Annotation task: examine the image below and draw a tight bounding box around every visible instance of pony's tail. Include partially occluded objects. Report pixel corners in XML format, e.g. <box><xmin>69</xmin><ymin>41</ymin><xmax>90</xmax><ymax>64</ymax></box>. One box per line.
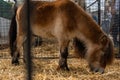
<box><xmin>73</xmin><ymin>37</ymin><xmax>86</xmax><ymax>58</ymax></box>
<box><xmin>9</xmin><ymin>7</ymin><xmax>17</xmax><ymax>57</ymax></box>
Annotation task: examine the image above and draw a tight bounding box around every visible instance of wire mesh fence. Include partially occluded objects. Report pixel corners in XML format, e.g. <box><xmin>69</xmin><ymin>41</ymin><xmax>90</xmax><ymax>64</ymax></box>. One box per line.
<box><xmin>0</xmin><ymin>0</ymin><xmax>119</xmax><ymax>80</ymax></box>
<box><xmin>0</xmin><ymin>0</ymin><xmax>119</xmax><ymax>59</ymax></box>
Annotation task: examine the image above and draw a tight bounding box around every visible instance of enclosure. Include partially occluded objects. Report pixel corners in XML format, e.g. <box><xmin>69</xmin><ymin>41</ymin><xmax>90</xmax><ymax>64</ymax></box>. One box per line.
<box><xmin>0</xmin><ymin>0</ymin><xmax>120</xmax><ymax>80</ymax></box>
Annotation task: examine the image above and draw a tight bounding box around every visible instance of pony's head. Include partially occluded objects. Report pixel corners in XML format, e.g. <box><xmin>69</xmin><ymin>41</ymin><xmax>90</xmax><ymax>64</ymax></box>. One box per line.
<box><xmin>88</xmin><ymin>35</ymin><xmax>114</xmax><ymax>73</ymax></box>
<box><xmin>73</xmin><ymin>35</ymin><xmax>114</xmax><ymax>73</ymax></box>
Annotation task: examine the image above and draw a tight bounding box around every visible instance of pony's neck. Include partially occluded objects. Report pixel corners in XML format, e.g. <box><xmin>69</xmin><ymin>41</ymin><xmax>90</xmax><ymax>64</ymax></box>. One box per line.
<box><xmin>79</xmin><ymin>12</ymin><xmax>105</xmax><ymax>44</ymax></box>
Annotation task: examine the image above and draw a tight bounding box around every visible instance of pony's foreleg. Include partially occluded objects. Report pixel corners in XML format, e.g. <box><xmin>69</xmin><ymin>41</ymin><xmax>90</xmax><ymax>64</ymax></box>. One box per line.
<box><xmin>57</xmin><ymin>40</ymin><xmax>70</xmax><ymax>71</ymax></box>
<box><xmin>23</xmin><ymin>35</ymin><xmax>33</xmax><ymax>63</ymax></box>
<box><xmin>12</xmin><ymin>35</ymin><xmax>24</xmax><ymax>65</ymax></box>
<box><xmin>23</xmin><ymin>39</ymin><xmax>27</xmax><ymax>63</ymax></box>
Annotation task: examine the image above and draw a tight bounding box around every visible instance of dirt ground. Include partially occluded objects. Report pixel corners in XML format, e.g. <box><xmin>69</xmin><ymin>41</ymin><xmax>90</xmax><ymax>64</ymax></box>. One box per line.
<box><xmin>0</xmin><ymin>39</ymin><xmax>120</xmax><ymax>80</ymax></box>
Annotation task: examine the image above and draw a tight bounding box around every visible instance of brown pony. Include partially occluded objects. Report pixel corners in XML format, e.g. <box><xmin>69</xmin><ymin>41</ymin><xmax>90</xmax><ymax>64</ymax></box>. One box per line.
<box><xmin>10</xmin><ymin>0</ymin><xmax>114</xmax><ymax>73</ymax></box>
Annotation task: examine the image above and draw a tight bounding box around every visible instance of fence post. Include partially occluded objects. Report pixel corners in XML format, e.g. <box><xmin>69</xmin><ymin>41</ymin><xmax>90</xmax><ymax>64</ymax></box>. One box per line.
<box><xmin>25</xmin><ymin>0</ymin><xmax>32</xmax><ymax>80</ymax></box>
<box><xmin>98</xmin><ymin>0</ymin><xmax>101</xmax><ymax>25</ymax></box>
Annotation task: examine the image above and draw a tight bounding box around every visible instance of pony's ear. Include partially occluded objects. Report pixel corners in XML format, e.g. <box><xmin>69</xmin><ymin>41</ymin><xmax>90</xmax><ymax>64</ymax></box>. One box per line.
<box><xmin>100</xmin><ymin>35</ymin><xmax>108</xmax><ymax>47</ymax></box>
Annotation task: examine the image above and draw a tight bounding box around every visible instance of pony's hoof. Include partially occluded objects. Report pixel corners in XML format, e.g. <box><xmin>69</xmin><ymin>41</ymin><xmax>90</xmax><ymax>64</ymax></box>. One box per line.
<box><xmin>56</xmin><ymin>66</ymin><xmax>70</xmax><ymax>71</ymax></box>
<box><xmin>12</xmin><ymin>59</ymin><xmax>19</xmax><ymax>65</ymax></box>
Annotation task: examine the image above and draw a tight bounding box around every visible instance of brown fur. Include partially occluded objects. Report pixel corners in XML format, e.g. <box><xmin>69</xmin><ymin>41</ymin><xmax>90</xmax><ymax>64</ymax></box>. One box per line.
<box><xmin>11</xmin><ymin>0</ymin><xmax>114</xmax><ymax>73</ymax></box>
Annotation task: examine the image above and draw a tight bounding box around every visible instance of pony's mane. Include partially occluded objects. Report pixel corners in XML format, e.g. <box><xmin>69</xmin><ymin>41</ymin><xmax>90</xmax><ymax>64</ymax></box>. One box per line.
<box><xmin>78</xmin><ymin>9</ymin><xmax>105</xmax><ymax>43</ymax></box>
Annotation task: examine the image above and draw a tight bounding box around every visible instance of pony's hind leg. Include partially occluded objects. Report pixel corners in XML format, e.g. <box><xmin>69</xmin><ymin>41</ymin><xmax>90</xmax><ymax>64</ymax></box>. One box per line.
<box><xmin>12</xmin><ymin>35</ymin><xmax>25</xmax><ymax>65</ymax></box>
<box><xmin>11</xmin><ymin>41</ymin><xmax>20</xmax><ymax>65</ymax></box>
<box><xmin>57</xmin><ymin>39</ymin><xmax>70</xmax><ymax>71</ymax></box>
<box><xmin>9</xmin><ymin>15</ymin><xmax>17</xmax><ymax>57</ymax></box>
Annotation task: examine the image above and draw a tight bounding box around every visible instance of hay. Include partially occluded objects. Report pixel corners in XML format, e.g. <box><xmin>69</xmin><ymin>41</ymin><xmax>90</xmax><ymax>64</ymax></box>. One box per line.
<box><xmin>0</xmin><ymin>39</ymin><xmax>120</xmax><ymax>80</ymax></box>
<box><xmin>0</xmin><ymin>59</ymin><xmax>120</xmax><ymax>80</ymax></box>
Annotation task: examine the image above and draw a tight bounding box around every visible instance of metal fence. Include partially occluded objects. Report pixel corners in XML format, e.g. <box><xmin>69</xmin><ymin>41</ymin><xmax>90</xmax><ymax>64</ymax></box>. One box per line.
<box><xmin>0</xmin><ymin>0</ymin><xmax>119</xmax><ymax>79</ymax></box>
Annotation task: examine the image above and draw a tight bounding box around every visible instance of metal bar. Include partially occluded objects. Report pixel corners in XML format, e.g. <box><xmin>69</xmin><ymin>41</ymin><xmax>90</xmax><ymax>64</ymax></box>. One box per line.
<box><xmin>87</xmin><ymin>0</ymin><xmax>98</xmax><ymax>8</ymax></box>
<box><xmin>98</xmin><ymin>0</ymin><xmax>101</xmax><ymax>25</ymax></box>
<box><xmin>25</xmin><ymin>0</ymin><xmax>32</xmax><ymax>80</ymax></box>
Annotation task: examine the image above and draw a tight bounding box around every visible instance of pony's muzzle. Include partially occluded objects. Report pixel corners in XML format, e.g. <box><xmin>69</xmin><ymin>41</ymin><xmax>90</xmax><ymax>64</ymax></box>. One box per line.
<box><xmin>90</xmin><ymin>65</ymin><xmax>104</xmax><ymax>74</ymax></box>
